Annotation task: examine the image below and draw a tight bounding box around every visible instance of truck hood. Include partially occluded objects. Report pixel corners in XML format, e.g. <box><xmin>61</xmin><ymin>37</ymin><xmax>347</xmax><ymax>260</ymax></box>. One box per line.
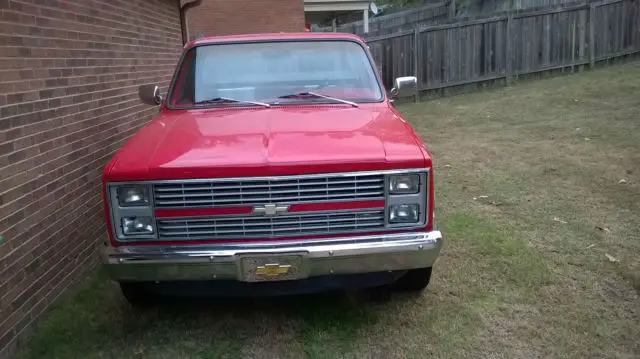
<box><xmin>106</xmin><ymin>105</ymin><xmax>428</xmax><ymax>181</ymax></box>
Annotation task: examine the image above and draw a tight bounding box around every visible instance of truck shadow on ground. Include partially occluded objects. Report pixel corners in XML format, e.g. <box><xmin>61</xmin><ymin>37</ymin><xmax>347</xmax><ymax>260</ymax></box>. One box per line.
<box><xmin>122</xmin><ymin>284</ymin><xmax>423</xmax><ymax>327</ymax></box>
<box><xmin>95</xmin><ymin>281</ymin><xmax>432</xmax><ymax>357</ymax></box>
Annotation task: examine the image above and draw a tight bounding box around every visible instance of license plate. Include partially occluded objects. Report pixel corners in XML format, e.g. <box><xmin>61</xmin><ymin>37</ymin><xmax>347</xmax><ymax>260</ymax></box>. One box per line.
<box><xmin>240</xmin><ymin>254</ymin><xmax>305</xmax><ymax>282</ymax></box>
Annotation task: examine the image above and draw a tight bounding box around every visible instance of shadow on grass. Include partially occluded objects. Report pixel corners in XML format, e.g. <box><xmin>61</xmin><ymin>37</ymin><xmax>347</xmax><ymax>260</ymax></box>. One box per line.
<box><xmin>19</xmin><ymin>271</ymin><xmax>388</xmax><ymax>359</ymax></box>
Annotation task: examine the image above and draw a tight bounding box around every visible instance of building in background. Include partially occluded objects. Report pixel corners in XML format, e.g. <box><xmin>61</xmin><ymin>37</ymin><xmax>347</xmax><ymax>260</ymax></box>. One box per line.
<box><xmin>304</xmin><ymin>0</ymin><xmax>372</xmax><ymax>33</ymax></box>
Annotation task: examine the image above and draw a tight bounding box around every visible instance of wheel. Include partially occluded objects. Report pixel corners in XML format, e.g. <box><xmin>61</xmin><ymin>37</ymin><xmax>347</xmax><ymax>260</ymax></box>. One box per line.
<box><xmin>392</xmin><ymin>267</ymin><xmax>433</xmax><ymax>292</ymax></box>
<box><xmin>119</xmin><ymin>282</ymin><xmax>157</xmax><ymax>307</ymax></box>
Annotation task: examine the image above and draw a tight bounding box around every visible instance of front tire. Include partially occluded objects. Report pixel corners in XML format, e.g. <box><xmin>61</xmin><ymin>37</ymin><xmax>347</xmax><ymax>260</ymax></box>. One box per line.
<box><xmin>393</xmin><ymin>267</ymin><xmax>433</xmax><ymax>292</ymax></box>
<box><xmin>119</xmin><ymin>282</ymin><xmax>156</xmax><ymax>307</ymax></box>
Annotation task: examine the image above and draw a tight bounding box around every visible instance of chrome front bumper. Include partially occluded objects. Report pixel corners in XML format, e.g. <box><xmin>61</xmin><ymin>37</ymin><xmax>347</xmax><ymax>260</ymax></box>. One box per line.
<box><xmin>101</xmin><ymin>231</ymin><xmax>443</xmax><ymax>282</ymax></box>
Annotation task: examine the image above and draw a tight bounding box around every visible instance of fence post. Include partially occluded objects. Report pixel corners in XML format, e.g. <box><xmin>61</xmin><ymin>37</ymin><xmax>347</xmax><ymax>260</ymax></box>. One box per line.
<box><xmin>578</xmin><ymin>6</ymin><xmax>587</xmax><ymax>71</ymax></box>
<box><xmin>589</xmin><ymin>2</ymin><xmax>596</xmax><ymax>68</ymax></box>
<box><xmin>413</xmin><ymin>27</ymin><xmax>420</xmax><ymax>103</ymax></box>
<box><xmin>571</xmin><ymin>18</ymin><xmax>576</xmax><ymax>72</ymax></box>
<box><xmin>505</xmin><ymin>12</ymin><xmax>513</xmax><ymax>84</ymax></box>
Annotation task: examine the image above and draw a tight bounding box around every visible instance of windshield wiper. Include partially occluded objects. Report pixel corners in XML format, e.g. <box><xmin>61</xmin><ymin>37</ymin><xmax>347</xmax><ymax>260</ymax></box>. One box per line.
<box><xmin>194</xmin><ymin>97</ymin><xmax>270</xmax><ymax>108</ymax></box>
<box><xmin>277</xmin><ymin>91</ymin><xmax>358</xmax><ymax>108</ymax></box>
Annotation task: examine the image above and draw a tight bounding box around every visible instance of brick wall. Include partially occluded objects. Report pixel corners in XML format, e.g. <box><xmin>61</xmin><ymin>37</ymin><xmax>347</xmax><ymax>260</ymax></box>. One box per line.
<box><xmin>187</xmin><ymin>0</ymin><xmax>305</xmax><ymax>38</ymax></box>
<box><xmin>0</xmin><ymin>0</ymin><xmax>183</xmax><ymax>355</ymax></box>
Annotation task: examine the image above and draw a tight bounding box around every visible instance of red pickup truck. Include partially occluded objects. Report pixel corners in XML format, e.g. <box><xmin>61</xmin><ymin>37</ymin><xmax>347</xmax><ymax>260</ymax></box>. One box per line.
<box><xmin>101</xmin><ymin>32</ymin><xmax>443</xmax><ymax>305</ymax></box>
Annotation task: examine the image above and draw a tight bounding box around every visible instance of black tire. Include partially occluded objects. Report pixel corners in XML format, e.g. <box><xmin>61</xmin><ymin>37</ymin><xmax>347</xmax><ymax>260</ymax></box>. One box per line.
<box><xmin>392</xmin><ymin>267</ymin><xmax>433</xmax><ymax>292</ymax></box>
<box><xmin>119</xmin><ymin>282</ymin><xmax>156</xmax><ymax>307</ymax></box>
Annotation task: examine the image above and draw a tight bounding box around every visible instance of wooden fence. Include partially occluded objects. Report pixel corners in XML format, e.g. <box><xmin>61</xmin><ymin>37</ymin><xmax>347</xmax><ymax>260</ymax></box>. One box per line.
<box><xmin>458</xmin><ymin>0</ymin><xmax>584</xmax><ymax>14</ymax></box>
<box><xmin>364</xmin><ymin>0</ymin><xmax>640</xmax><ymax>96</ymax></box>
<box><xmin>314</xmin><ymin>0</ymin><xmax>587</xmax><ymax>37</ymax></box>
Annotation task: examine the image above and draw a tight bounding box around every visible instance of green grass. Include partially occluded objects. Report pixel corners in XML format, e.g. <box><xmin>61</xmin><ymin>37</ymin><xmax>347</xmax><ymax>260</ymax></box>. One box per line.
<box><xmin>18</xmin><ymin>63</ymin><xmax>640</xmax><ymax>359</ymax></box>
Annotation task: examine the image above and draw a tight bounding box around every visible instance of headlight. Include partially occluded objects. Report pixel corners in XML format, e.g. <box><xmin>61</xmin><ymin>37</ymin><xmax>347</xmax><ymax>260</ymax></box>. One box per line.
<box><xmin>388</xmin><ymin>204</ymin><xmax>419</xmax><ymax>223</ymax></box>
<box><xmin>109</xmin><ymin>183</ymin><xmax>156</xmax><ymax>240</ymax></box>
<box><xmin>389</xmin><ymin>174</ymin><xmax>420</xmax><ymax>194</ymax></box>
<box><xmin>122</xmin><ymin>217</ymin><xmax>154</xmax><ymax>235</ymax></box>
<box><xmin>117</xmin><ymin>186</ymin><xmax>149</xmax><ymax>207</ymax></box>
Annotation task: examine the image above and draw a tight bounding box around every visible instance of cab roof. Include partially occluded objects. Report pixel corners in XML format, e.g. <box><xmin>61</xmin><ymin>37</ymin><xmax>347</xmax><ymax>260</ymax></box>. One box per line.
<box><xmin>185</xmin><ymin>32</ymin><xmax>366</xmax><ymax>48</ymax></box>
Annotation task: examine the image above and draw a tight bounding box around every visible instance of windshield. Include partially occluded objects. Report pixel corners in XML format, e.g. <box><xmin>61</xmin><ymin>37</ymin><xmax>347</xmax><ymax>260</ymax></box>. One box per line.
<box><xmin>168</xmin><ymin>40</ymin><xmax>384</xmax><ymax>108</ymax></box>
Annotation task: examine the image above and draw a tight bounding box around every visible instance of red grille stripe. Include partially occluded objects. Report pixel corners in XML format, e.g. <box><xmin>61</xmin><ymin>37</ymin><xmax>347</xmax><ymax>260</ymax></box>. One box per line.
<box><xmin>154</xmin><ymin>200</ymin><xmax>385</xmax><ymax>218</ymax></box>
<box><xmin>288</xmin><ymin>200</ymin><xmax>385</xmax><ymax>212</ymax></box>
<box><xmin>155</xmin><ymin>207</ymin><xmax>253</xmax><ymax>218</ymax></box>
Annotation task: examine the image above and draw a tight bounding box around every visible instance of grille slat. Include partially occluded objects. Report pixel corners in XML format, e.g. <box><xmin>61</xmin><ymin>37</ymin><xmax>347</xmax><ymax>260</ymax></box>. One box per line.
<box><xmin>153</xmin><ymin>179</ymin><xmax>383</xmax><ymax>192</ymax></box>
<box><xmin>153</xmin><ymin>174</ymin><xmax>385</xmax><ymax>208</ymax></box>
<box><xmin>154</xmin><ymin>191</ymin><xmax>384</xmax><ymax>206</ymax></box>
<box><xmin>154</xmin><ymin>185</ymin><xmax>384</xmax><ymax>199</ymax></box>
<box><xmin>159</xmin><ymin>216</ymin><xmax>385</xmax><ymax>229</ymax></box>
<box><xmin>157</xmin><ymin>210</ymin><xmax>385</xmax><ymax>240</ymax></box>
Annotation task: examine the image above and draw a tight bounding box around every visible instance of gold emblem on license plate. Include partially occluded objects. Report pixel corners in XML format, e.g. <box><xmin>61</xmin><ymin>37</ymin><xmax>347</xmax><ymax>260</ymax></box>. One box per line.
<box><xmin>255</xmin><ymin>263</ymin><xmax>291</xmax><ymax>276</ymax></box>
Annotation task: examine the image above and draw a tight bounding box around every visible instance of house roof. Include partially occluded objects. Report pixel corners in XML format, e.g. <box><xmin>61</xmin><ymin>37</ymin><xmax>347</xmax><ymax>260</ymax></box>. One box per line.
<box><xmin>304</xmin><ymin>0</ymin><xmax>371</xmax><ymax>12</ymax></box>
<box><xmin>185</xmin><ymin>32</ymin><xmax>365</xmax><ymax>48</ymax></box>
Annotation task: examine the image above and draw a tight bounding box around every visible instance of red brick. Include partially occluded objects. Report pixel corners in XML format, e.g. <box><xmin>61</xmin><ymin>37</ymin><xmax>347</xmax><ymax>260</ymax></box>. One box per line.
<box><xmin>0</xmin><ymin>0</ymin><xmax>182</xmax><ymax>356</ymax></box>
<box><xmin>187</xmin><ymin>0</ymin><xmax>305</xmax><ymax>38</ymax></box>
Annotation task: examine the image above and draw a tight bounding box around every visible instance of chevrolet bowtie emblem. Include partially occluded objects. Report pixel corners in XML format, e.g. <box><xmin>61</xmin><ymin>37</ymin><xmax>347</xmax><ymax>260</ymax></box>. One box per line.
<box><xmin>255</xmin><ymin>263</ymin><xmax>291</xmax><ymax>276</ymax></box>
<box><xmin>252</xmin><ymin>203</ymin><xmax>290</xmax><ymax>216</ymax></box>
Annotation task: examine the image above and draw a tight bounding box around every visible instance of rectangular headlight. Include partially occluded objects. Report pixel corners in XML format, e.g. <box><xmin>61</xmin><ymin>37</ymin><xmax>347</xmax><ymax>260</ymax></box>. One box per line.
<box><xmin>122</xmin><ymin>217</ymin><xmax>154</xmax><ymax>235</ymax></box>
<box><xmin>389</xmin><ymin>174</ymin><xmax>420</xmax><ymax>194</ymax></box>
<box><xmin>117</xmin><ymin>186</ymin><xmax>149</xmax><ymax>207</ymax></box>
<box><xmin>388</xmin><ymin>204</ymin><xmax>419</xmax><ymax>223</ymax></box>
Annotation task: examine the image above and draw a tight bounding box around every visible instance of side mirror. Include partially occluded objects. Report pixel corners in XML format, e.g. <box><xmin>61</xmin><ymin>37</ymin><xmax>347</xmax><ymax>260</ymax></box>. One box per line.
<box><xmin>389</xmin><ymin>76</ymin><xmax>417</xmax><ymax>98</ymax></box>
<box><xmin>139</xmin><ymin>84</ymin><xmax>162</xmax><ymax>106</ymax></box>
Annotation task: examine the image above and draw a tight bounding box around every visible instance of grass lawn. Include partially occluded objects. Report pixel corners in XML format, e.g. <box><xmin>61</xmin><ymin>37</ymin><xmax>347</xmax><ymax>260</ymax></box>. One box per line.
<box><xmin>18</xmin><ymin>63</ymin><xmax>640</xmax><ymax>359</ymax></box>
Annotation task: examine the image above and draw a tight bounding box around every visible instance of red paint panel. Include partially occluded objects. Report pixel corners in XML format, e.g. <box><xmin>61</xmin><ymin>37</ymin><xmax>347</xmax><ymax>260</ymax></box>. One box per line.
<box><xmin>155</xmin><ymin>206</ymin><xmax>253</xmax><ymax>218</ymax></box>
<box><xmin>104</xmin><ymin>103</ymin><xmax>428</xmax><ymax>182</ymax></box>
<box><xmin>288</xmin><ymin>200</ymin><xmax>384</xmax><ymax>212</ymax></box>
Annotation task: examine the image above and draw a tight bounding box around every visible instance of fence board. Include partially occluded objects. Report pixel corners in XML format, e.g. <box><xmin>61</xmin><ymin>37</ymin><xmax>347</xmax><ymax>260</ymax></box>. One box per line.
<box><xmin>506</xmin><ymin>13</ymin><xmax>513</xmax><ymax>79</ymax></box>
<box><xmin>496</xmin><ymin>19</ymin><xmax>505</xmax><ymax>74</ymax></box>
<box><xmin>413</xmin><ymin>28</ymin><xmax>420</xmax><ymax>101</ymax></box>
<box><xmin>364</xmin><ymin>0</ymin><xmax>638</xmax><ymax>98</ymax></box>
<box><xmin>578</xmin><ymin>9</ymin><xmax>586</xmax><ymax>70</ymax></box>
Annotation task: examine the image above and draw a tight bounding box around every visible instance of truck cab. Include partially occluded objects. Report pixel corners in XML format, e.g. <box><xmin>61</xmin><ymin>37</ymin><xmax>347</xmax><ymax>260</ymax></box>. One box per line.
<box><xmin>101</xmin><ymin>32</ymin><xmax>442</xmax><ymax>304</ymax></box>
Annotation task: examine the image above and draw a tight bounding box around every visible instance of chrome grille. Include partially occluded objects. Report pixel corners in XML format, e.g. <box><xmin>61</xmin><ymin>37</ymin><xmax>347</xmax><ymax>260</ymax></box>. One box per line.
<box><xmin>157</xmin><ymin>210</ymin><xmax>385</xmax><ymax>240</ymax></box>
<box><xmin>153</xmin><ymin>173</ymin><xmax>385</xmax><ymax>208</ymax></box>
